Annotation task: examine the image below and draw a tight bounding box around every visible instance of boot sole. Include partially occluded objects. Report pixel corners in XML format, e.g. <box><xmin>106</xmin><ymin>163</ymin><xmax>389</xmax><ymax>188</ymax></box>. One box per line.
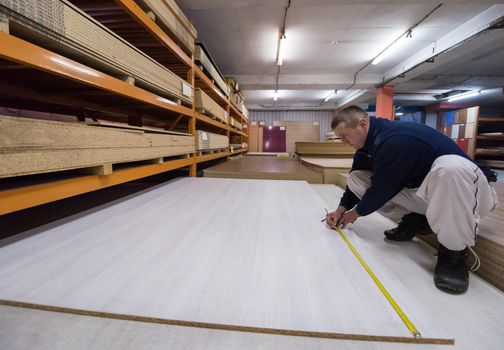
<box><xmin>434</xmin><ymin>279</ymin><xmax>468</xmax><ymax>294</ymax></box>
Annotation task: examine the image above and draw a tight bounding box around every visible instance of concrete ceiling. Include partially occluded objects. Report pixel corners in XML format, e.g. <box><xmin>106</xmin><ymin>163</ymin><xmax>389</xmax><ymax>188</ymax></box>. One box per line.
<box><xmin>177</xmin><ymin>0</ymin><xmax>504</xmax><ymax>110</ymax></box>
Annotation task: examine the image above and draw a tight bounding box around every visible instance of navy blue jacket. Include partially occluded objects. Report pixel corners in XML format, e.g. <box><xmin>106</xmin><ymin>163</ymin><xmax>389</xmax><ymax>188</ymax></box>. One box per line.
<box><xmin>339</xmin><ymin>117</ymin><xmax>486</xmax><ymax>216</ymax></box>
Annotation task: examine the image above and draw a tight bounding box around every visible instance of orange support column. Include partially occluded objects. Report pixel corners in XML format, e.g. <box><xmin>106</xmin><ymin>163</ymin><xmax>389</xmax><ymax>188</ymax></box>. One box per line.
<box><xmin>376</xmin><ymin>85</ymin><xmax>394</xmax><ymax>120</ymax></box>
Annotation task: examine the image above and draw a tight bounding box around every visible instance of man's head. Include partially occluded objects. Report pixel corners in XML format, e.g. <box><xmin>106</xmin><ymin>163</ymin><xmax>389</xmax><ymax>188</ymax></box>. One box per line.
<box><xmin>331</xmin><ymin>106</ymin><xmax>370</xmax><ymax>150</ymax></box>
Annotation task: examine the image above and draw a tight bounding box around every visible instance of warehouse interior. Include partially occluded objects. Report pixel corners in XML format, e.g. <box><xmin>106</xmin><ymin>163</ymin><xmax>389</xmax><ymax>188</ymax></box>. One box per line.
<box><xmin>0</xmin><ymin>1</ymin><xmax>503</xmax><ymax>349</ymax></box>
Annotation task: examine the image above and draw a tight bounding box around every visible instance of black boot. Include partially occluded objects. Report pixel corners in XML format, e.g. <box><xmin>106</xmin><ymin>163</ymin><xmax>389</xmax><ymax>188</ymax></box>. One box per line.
<box><xmin>384</xmin><ymin>213</ymin><xmax>433</xmax><ymax>241</ymax></box>
<box><xmin>434</xmin><ymin>244</ymin><xmax>469</xmax><ymax>294</ymax></box>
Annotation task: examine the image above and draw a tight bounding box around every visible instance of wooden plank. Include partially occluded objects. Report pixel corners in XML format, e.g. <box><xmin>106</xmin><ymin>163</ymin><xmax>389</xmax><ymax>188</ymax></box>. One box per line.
<box><xmin>0</xmin><ymin>178</ymin><xmax>454</xmax><ymax>344</ymax></box>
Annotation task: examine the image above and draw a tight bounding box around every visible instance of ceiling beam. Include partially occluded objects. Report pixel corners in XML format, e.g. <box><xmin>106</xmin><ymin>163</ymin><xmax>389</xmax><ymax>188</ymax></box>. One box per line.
<box><xmin>236</xmin><ymin>74</ymin><xmax>382</xmax><ymax>90</ymax></box>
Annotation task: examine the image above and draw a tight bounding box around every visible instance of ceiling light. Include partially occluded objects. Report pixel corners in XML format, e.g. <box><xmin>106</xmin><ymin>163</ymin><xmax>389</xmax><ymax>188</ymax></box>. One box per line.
<box><xmin>447</xmin><ymin>90</ymin><xmax>480</xmax><ymax>102</ymax></box>
<box><xmin>372</xmin><ymin>32</ymin><xmax>412</xmax><ymax>66</ymax></box>
<box><xmin>324</xmin><ymin>90</ymin><xmax>338</xmax><ymax>102</ymax></box>
<box><xmin>277</xmin><ymin>34</ymin><xmax>286</xmax><ymax>66</ymax></box>
<box><xmin>273</xmin><ymin>90</ymin><xmax>278</xmax><ymax>101</ymax></box>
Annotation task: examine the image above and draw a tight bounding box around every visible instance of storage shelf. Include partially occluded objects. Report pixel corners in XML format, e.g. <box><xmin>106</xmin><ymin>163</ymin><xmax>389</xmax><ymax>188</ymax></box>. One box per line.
<box><xmin>229</xmin><ymin>103</ymin><xmax>247</xmax><ymax>122</ymax></box>
<box><xmin>478</xmin><ymin>118</ymin><xmax>504</xmax><ymax>123</ymax></box>
<box><xmin>0</xmin><ymin>33</ymin><xmax>193</xmax><ymax>124</ymax></box>
<box><xmin>477</xmin><ymin>136</ymin><xmax>504</xmax><ymax>140</ymax></box>
<box><xmin>230</xmin><ymin>148</ymin><xmax>248</xmax><ymax>155</ymax></box>
<box><xmin>194</xmin><ymin>66</ymin><xmax>229</xmax><ymax>108</ymax></box>
<box><xmin>230</xmin><ymin>128</ymin><xmax>248</xmax><ymax>137</ymax></box>
<box><xmin>0</xmin><ymin>157</ymin><xmax>193</xmax><ymax>216</ymax></box>
<box><xmin>195</xmin><ymin>112</ymin><xmax>229</xmax><ymax>131</ymax></box>
<box><xmin>69</xmin><ymin>0</ymin><xmax>192</xmax><ymax>75</ymax></box>
<box><xmin>195</xmin><ymin>151</ymin><xmax>229</xmax><ymax>164</ymax></box>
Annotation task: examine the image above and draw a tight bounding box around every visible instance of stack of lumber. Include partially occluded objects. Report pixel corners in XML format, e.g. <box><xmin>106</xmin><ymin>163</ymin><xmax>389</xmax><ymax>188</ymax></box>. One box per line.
<box><xmin>273</xmin><ymin>121</ymin><xmax>319</xmax><ymax>156</ymax></box>
<box><xmin>203</xmin><ymin>156</ymin><xmax>323</xmax><ymax>183</ymax></box>
<box><xmin>0</xmin><ymin>0</ymin><xmax>192</xmax><ymax>104</ymax></box>
<box><xmin>295</xmin><ymin>141</ymin><xmax>355</xmax><ymax>157</ymax></box>
<box><xmin>194</xmin><ymin>88</ymin><xmax>228</xmax><ymax>124</ymax></box>
<box><xmin>229</xmin><ymin>116</ymin><xmax>242</xmax><ymax>130</ymax></box>
<box><xmin>138</xmin><ymin>0</ymin><xmax>197</xmax><ymax>54</ymax></box>
<box><xmin>196</xmin><ymin>130</ymin><xmax>229</xmax><ymax>151</ymax></box>
<box><xmin>300</xmin><ymin>157</ymin><xmax>353</xmax><ymax>187</ymax></box>
<box><xmin>0</xmin><ymin>115</ymin><xmax>195</xmax><ymax>178</ymax></box>
<box><xmin>195</xmin><ymin>43</ymin><xmax>229</xmax><ymax>97</ymax></box>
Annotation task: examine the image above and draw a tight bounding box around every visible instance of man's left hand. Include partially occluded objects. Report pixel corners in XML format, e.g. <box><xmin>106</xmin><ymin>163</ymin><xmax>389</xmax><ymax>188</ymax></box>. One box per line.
<box><xmin>339</xmin><ymin>208</ymin><xmax>360</xmax><ymax>228</ymax></box>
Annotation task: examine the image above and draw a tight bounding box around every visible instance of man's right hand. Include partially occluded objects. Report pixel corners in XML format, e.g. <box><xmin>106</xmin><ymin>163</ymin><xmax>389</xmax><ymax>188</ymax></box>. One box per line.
<box><xmin>326</xmin><ymin>206</ymin><xmax>347</xmax><ymax>227</ymax></box>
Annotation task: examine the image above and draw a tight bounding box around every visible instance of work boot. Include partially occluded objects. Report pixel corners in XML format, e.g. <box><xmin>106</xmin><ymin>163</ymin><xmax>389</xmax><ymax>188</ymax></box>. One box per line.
<box><xmin>384</xmin><ymin>212</ymin><xmax>433</xmax><ymax>241</ymax></box>
<box><xmin>434</xmin><ymin>244</ymin><xmax>469</xmax><ymax>294</ymax></box>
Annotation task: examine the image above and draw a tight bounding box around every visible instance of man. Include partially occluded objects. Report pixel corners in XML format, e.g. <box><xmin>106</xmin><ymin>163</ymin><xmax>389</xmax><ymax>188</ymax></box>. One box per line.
<box><xmin>326</xmin><ymin>105</ymin><xmax>498</xmax><ymax>294</ymax></box>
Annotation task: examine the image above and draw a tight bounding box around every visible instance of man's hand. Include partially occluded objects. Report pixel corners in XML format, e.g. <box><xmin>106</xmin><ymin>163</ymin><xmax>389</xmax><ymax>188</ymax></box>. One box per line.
<box><xmin>339</xmin><ymin>208</ymin><xmax>360</xmax><ymax>228</ymax></box>
<box><xmin>326</xmin><ymin>206</ymin><xmax>346</xmax><ymax>227</ymax></box>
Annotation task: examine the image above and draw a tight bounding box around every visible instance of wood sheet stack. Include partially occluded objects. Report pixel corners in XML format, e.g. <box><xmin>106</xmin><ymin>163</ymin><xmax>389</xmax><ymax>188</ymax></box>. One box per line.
<box><xmin>295</xmin><ymin>141</ymin><xmax>355</xmax><ymax>157</ymax></box>
<box><xmin>0</xmin><ymin>0</ymin><xmax>192</xmax><ymax>104</ymax></box>
<box><xmin>300</xmin><ymin>157</ymin><xmax>353</xmax><ymax>187</ymax></box>
<box><xmin>195</xmin><ymin>43</ymin><xmax>229</xmax><ymax>97</ymax></box>
<box><xmin>195</xmin><ymin>88</ymin><xmax>228</xmax><ymax>124</ymax></box>
<box><xmin>0</xmin><ymin>115</ymin><xmax>195</xmax><ymax>178</ymax></box>
<box><xmin>203</xmin><ymin>156</ymin><xmax>323</xmax><ymax>183</ymax></box>
<box><xmin>229</xmin><ymin>116</ymin><xmax>242</xmax><ymax>130</ymax></box>
<box><xmin>196</xmin><ymin>130</ymin><xmax>229</xmax><ymax>151</ymax></box>
<box><xmin>273</xmin><ymin>121</ymin><xmax>319</xmax><ymax>156</ymax></box>
<box><xmin>138</xmin><ymin>0</ymin><xmax>196</xmax><ymax>54</ymax></box>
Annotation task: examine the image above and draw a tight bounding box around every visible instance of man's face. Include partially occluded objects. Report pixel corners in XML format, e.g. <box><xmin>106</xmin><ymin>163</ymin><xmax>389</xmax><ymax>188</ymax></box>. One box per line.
<box><xmin>333</xmin><ymin>119</ymin><xmax>369</xmax><ymax>150</ymax></box>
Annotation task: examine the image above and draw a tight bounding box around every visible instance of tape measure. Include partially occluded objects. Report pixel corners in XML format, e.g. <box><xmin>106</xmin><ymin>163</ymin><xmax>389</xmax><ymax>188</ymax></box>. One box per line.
<box><xmin>333</xmin><ymin>225</ymin><xmax>421</xmax><ymax>339</ymax></box>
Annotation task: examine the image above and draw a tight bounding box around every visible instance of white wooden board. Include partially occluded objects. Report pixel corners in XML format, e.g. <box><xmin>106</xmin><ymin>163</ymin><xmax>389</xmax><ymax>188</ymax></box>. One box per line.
<box><xmin>0</xmin><ymin>178</ymin><xmax>449</xmax><ymax>342</ymax></box>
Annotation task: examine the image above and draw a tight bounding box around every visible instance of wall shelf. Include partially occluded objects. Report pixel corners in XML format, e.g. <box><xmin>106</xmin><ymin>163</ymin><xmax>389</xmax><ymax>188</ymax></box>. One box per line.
<box><xmin>0</xmin><ymin>157</ymin><xmax>193</xmax><ymax>216</ymax></box>
<box><xmin>195</xmin><ymin>151</ymin><xmax>229</xmax><ymax>164</ymax></box>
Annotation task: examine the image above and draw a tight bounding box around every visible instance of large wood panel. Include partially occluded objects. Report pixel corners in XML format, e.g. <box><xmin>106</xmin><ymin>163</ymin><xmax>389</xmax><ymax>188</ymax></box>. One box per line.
<box><xmin>203</xmin><ymin>156</ymin><xmax>323</xmax><ymax>183</ymax></box>
<box><xmin>0</xmin><ymin>178</ymin><xmax>453</xmax><ymax>344</ymax></box>
<box><xmin>300</xmin><ymin>157</ymin><xmax>353</xmax><ymax>186</ymax></box>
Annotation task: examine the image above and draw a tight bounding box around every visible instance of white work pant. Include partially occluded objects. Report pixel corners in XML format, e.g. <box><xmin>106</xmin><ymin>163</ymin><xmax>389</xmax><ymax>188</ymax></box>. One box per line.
<box><xmin>347</xmin><ymin>155</ymin><xmax>498</xmax><ymax>251</ymax></box>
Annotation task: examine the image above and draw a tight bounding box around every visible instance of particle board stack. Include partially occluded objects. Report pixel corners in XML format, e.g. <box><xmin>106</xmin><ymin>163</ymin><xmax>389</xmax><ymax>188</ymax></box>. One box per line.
<box><xmin>195</xmin><ymin>43</ymin><xmax>229</xmax><ymax>97</ymax></box>
<box><xmin>194</xmin><ymin>88</ymin><xmax>228</xmax><ymax>124</ymax></box>
<box><xmin>138</xmin><ymin>0</ymin><xmax>196</xmax><ymax>54</ymax></box>
<box><xmin>0</xmin><ymin>115</ymin><xmax>195</xmax><ymax>178</ymax></box>
<box><xmin>0</xmin><ymin>0</ymin><xmax>192</xmax><ymax>104</ymax></box>
<box><xmin>300</xmin><ymin>157</ymin><xmax>353</xmax><ymax>187</ymax></box>
<box><xmin>196</xmin><ymin>130</ymin><xmax>229</xmax><ymax>151</ymax></box>
<box><xmin>295</xmin><ymin>141</ymin><xmax>355</xmax><ymax>157</ymax></box>
<box><xmin>229</xmin><ymin>116</ymin><xmax>242</xmax><ymax>130</ymax></box>
<box><xmin>273</xmin><ymin>121</ymin><xmax>320</xmax><ymax>156</ymax></box>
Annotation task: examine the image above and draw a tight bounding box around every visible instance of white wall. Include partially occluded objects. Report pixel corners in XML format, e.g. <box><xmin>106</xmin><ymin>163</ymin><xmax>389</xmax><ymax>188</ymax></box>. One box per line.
<box><xmin>249</xmin><ymin>110</ymin><xmax>333</xmax><ymax>141</ymax></box>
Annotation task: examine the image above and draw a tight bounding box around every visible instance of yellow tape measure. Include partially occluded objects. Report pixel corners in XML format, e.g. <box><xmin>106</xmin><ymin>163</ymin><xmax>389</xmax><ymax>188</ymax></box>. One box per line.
<box><xmin>333</xmin><ymin>225</ymin><xmax>421</xmax><ymax>339</ymax></box>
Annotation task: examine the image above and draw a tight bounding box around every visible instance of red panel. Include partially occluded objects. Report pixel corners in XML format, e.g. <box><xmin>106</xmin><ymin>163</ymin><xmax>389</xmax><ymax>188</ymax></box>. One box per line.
<box><xmin>457</xmin><ymin>138</ymin><xmax>469</xmax><ymax>154</ymax></box>
<box><xmin>263</xmin><ymin>126</ymin><xmax>286</xmax><ymax>152</ymax></box>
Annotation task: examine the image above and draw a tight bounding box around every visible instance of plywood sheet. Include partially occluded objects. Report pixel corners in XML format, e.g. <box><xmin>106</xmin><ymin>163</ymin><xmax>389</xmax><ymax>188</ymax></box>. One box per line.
<box><xmin>203</xmin><ymin>156</ymin><xmax>323</xmax><ymax>183</ymax></box>
<box><xmin>0</xmin><ymin>178</ymin><xmax>452</xmax><ymax>343</ymax></box>
<box><xmin>196</xmin><ymin>130</ymin><xmax>229</xmax><ymax>150</ymax></box>
<box><xmin>195</xmin><ymin>88</ymin><xmax>228</xmax><ymax>123</ymax></box>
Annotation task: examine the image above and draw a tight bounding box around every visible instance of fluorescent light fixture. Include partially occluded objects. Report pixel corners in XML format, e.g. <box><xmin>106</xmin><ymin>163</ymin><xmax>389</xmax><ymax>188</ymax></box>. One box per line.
<box><xmin>277</xmin><ymin>34</ymin><xmax>286</xmax><ymax>66</ymax></box>
<box><xmin>395</xmin><ymin>112</ymin><xmax>404</xmax><ymax>116</ymax></box>
<box><xmin>273</xmin><ymin>90</ymin><xmax>278</xmax><ymax>101</ymax></box>
<box><xmin>372</xmin><ymin>32</ymin><xmax>412</xmax><ymax>66</ymax></box>
<box><xmin>447</xmin><ymin>90</ymin><xmax>480</xmax><ymax>102</ymax></box>
<box><xmin>324</xmin><ymin>90</ymin><xmax>337</xmax><ymax>102</ymax></box>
